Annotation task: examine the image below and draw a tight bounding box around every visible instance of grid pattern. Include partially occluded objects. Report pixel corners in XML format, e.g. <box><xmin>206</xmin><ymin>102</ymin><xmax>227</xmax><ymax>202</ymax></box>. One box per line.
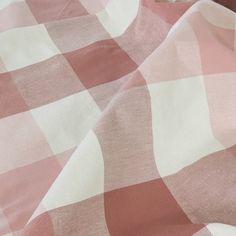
<box><xmin>0</xmin><ymin>0</ymin><xmax>236</xmax><ymax>235</ymax></box>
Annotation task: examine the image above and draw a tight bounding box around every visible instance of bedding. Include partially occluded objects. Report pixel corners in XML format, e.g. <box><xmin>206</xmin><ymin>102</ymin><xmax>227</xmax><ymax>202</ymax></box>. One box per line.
<box><xmin>0</xmin><ymin>0</ymin><xmax>236</xmax><ymax>235</ymax></box>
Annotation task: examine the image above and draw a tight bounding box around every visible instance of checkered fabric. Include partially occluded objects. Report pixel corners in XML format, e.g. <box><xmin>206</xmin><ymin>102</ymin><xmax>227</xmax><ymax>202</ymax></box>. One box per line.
<box><xmin>0</xmin><ymin>0</ymin><xmax>236</xmax><ymax>235</ymax></box>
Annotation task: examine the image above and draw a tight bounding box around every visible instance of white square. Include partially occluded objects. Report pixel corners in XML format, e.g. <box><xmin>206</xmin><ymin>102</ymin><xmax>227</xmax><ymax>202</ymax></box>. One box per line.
<box><xmin>96</xmin><ymin>0</ymin><xmax>139</xmax><ymax>37</ymax></box>
<box><xmin>0</xmin><ymin>0</ymin><xmax>23</xmax><ymax>10</ymax></box>
<box><xmin>148</xmin><ymin>76</ymin><xmax>224</xmax><ymax>177</ymax></box>
<box><xmin>0</xmin><ymin>24</ymin><xmax>59</xmax><ymax>71</ymax></box>
<box><xmin>79</xmin><ymin>0</ymin><xmax>107</xmax><ymax>14</ymax></box>
<box><xmin>207</xmin><ymin>223</ymin><xmax>236</xmax><ymax>236</ymax></box>
<box><xmin>31</xmin><ymin>91</ymin><xmax>101</xmax><ymax>154</ymax></box>
<box><xmin>41</xmin><ymin>130</ymin><xmax>104</xmax><ymax>212</ymax></box>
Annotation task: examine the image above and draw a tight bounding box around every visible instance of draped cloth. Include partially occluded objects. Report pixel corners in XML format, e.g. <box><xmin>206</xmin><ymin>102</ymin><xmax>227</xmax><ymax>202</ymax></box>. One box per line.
<box><xmin>0</xmin><ymin>0</ymin><xmax>236</xmax><ymax>235</ymax></box>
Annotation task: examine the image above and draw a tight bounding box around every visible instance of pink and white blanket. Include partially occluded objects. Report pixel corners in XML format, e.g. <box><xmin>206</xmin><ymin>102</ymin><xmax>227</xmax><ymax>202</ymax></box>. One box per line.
<box><xmin>0</xmin><ymin>0</ymin><xmax>236</xmax><ymax>235</ymax></box>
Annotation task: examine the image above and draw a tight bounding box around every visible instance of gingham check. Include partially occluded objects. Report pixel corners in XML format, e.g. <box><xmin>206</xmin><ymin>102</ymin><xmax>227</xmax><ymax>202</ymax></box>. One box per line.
<box><xmin>0</xmin><ymin>0</ymin><xmax>235</xmax><ymax>235</ymax></box>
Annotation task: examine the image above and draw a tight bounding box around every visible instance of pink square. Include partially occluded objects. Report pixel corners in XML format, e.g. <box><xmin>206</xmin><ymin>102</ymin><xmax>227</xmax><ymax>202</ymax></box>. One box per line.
<box><xmin>88</xmin><ymin>70</ymin><xmax>147</xmax><ymax>111</ymax></box>
<box><xmin>189</xmin><ymin>12</ymin><xmax>236</xmax><ymax>74</ymax></box>
<box><xmin>104</xmin><ymin>178</ymin><xmax>203</xmax><ymax>235</ymax></box>
<box><xmin>49</xmin><ymin>195</ymin><xmax>109</xmax><ymax>236</ymax></box>
<box><xmin>95</xmin><ymin>85</ymin><xmax>158</xmax><ymax>191</ymax></box>
<box><xmin>88</xmin><ymin>76</ymin><xmax>127</xmax><ymax>110</ymax></box>
<box><xmin>57</xmin><ymin>0</ymin><xmax>88</xmax><ymax>20</ymax></box>
<box><xmin>0</xmin><ymin>72</ymin><xmax>28</xmax><ymax>118</ymax></box>
<box><xmin>0</xmin><ymin>112</ymin><xmax>53</xmax><ymax>174</ymax></box>
<box><xmin>26</xmin><ymin>0</ymin><xmax>88</xmax><ymax>23</ymax></box>
<box><xmin>164</xmin><ymin>145</ymin><xmax>236</xmax><ymax>225</ymax></box>
<box><xmin>23</xmin><ymin>212</ymin><xmax>54</xmax><ymax>236</ymax></box>
<box><xmin>46</xmin><ymin>14</ymin><xmax>109</xmax><ymax>53</ymax></box>
<box><xmin>0</xmin><ymin>157</ymin><xmax>61</xmax><ymax>231</ymax></box>
<box><xmin>0</xmin><ymin>2</ymin><xmax>37</xmax><ymax>33</ymax></box>
<box><xmin>142</xmin><ymin>0</ymin><xmax>194</xmax><ymax>24</ymax></box>
<box><xmin>204</xmin><ymin>73</ymin><xmax>236</xmax><ymax>148</ymax></box>
<box><xmin>64</xmin><ymin>39</ymin><xmax>137</xmax><ymax>89</ymax></box>
<box><xmin>55</xmin><ymin>148</ymin><xmax>76</xmax><ymax>167</ymax></box>
<box><xmin>121</xmin><ymin>70</ymin><xmax>147</xmax><ymax>91</ymax></box>
<box><xmin>140</xmin><ymin>21</ymin><xmax>202</xmax><ymax>83</ymax></box>
<box><xmin>11</xmin><ymin>55</ymin><xmax>84</xmax><ymax>109</ymax></box>
<box><xmin>115</xmin><ymin>5</ymin><xmax>171</xmax><ymax>65</ymax></box>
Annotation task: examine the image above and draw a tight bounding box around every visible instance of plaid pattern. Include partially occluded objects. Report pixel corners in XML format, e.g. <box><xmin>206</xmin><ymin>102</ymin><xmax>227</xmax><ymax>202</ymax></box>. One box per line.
<box><xmin>0</xmin><ymin>0</ymin><xmax>236</xmax><ymax>235</ymax></box>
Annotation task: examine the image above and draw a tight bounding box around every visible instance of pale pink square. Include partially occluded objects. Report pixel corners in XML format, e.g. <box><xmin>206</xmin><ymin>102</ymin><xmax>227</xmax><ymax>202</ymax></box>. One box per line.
<box><xmin>140</xmin><ymin>21</ymin><xmax>202</xmax><ymax>83</ymax></box>
<box><xmin>189</xmin><ymin>12</ymin><xmax>236</xmax><ymax>74</ymax></box>
<box><xmin>0</xmin><ymin>112</ymin><xmax>53</xmax><ymax>174</ymax></box>
<box><xmin>55</xmin><ymin>148</ymin><xmax>76</xmax><ymax>168</ymax></box>
<box><xmin>46</xmin><ymin>14</ymin><xmax>109</xmax><ymax>53</ymax></box>
<box><xmin>142</xmin><ymin>0</ymin><xmax>193</xmax><ymax>24</ymax></box>
<box><xmin>95</xmin><ymin>85</ymin><xmax>159</xmax><ymax>191</ymax></box>
<box><xmin>0</xmin><ymin>156</ymin><xmax>61</xmax><ymax>231</ymax></box>
<box><xmin>120</xmin><ymin>70</ymin><xmax>147</xmax><ymax>91</ymax></box>
<box><xmin>88</xmin><ymin>76</ymin><xmax>127</xmax><ymax>110</ymax></box>
<box><xmin>164</xmin><ymin>145</ymin><xmax>236</xmax><ymax>225</ymax></box>
<box><xmin>0</xmin><ymin>209</ymin><xmax>11</xmax><ymax>235</ymax></box>
<box><xmin>115</xmin><ymin>5</ymin><xmax>171</xmax><ymax>65</ymax></box>
<box><xmin>204</xmin><ymin>73</ymin><xmax>236</xmax><ymax>148</ymax></box>
<box><xmin>0</xmin><ymin>2</ymin><xmax>37</xmax><ymax>33</ymax></box>
<box><xmin>11</xmin><ymin>55</ymin><xmax>84</xmax><ymax>109</ymax></box>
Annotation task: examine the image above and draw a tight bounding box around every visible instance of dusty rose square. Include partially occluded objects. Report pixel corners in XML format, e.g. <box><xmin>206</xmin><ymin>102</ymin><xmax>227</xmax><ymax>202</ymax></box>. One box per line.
<box><xmin>104</xmin><ymin>179</ymin><xmax>203</xmax><ymax>235</ymax></box>
<box><xmin>64</xmin><ymin>39</ymin><xmax>137</xmax><ymax>89</ymax></box>
<box><xmin>0</xmin><ymin>2</ymin><xmax>37</xmax><ymax>33</ymax></box>
<box><xmin>189</xmin><ymin>12</ymin><xmax>236</xmax><ymax>74</ymax></box>
<box><xmin>0</xmin><ymin>72</ymin><xmax>28</xmax><ymax>118</ymax></box>
<box><xmin>11</xmin><ymin>55</ymin><xmax>84</xmax><ymax>109</ymax></box>
<box><xmin>0</xmin><ymin>157</ymin><xmax>61</xmax><ymax>231</ymax></box>
<box><xmin>0</xmin><ymin>112</ymin><xmax>53</xmax><ymax>174</ymax></box>
<box><xmin>26</xmin><ymin>0</ymin><xmax>88</xmax><ymax>23</ymax></box>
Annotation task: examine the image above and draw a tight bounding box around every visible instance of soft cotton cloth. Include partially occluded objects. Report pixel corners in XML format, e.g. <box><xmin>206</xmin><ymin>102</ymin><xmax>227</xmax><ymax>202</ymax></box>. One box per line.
<box><xmin>0</xmin><ymin>0</ymin><xmax>236</xmax><ymax>235</ymax></box>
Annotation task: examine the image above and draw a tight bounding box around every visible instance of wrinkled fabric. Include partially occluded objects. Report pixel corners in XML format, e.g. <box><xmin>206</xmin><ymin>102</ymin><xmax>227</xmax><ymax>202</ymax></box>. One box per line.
<box><xmin>0</xmin><ymin>0</ymin><xmax>236</xmax><ymax>235</ymax></box>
